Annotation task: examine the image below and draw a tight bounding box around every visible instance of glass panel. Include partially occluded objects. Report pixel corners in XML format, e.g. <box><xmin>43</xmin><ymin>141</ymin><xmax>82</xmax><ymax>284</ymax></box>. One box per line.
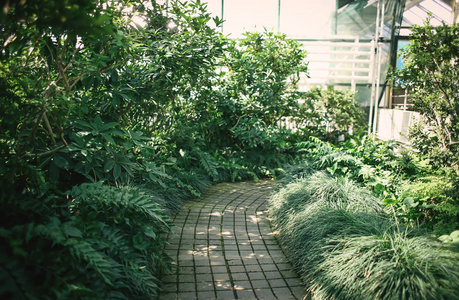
<box><xmin>203</xmin><ymin>0</ymin><xmax>222</xmax><ymax>20</ymax></box>
<box><xmin>337</xmin><ymin>0</ymin><xmax>378</xmax><ymax>38</ymax></box>
<box><xmin>223</xmin><ymin>0</ymin><xmax>278</xmax><ymax>36</ymax></box>
<box><xmin>280</xmin><ymin>0</ymin><xmax>336</xmax><ymax>38</ymax></box>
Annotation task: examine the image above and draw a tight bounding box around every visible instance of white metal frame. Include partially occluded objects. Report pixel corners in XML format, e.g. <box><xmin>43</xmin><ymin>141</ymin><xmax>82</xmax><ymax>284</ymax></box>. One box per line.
<box><xmin>299</xmin><ymin>37</ymin><xmax>376</xmax><ymax>92</ymax></box>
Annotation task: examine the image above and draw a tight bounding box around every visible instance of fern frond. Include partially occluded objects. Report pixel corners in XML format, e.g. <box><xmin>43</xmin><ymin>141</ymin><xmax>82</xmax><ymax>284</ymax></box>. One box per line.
<box><xmin>196</xmin><ymin>150</ymin><xmax>219</xmax><ymax>182</ymax></box>
<box><xmin>70</xmin><ymin>183</ymin><xmax>172</xmax><ymax>228</ymax></box>
<box><xmin>95</xmin><ymin>224</ymin><xmax>162</xmax><ymax>296</ymax></box>
<box><xmin>65</xmin><ymin>237</ymin><xmax>122</xmax><ymax>287</ymax></box>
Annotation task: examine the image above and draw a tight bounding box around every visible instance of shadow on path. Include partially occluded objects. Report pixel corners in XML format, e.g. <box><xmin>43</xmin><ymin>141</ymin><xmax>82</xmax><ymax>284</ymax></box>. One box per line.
<box><xmin>159</xmin><ymin>180</ymin><xmax>307</xmax><ymax>300</ymax></box>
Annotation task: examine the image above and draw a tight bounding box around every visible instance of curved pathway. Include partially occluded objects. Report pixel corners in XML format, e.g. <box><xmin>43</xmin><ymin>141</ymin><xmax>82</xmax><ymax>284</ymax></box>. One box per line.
<box><xmin>160</xmin><ymin>181</ymin><xmax>307</xmax><ymax>300</ymax></box>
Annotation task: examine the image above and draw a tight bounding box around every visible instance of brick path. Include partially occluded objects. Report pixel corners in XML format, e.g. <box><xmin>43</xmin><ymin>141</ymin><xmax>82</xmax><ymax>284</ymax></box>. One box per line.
<box><xmin>159</xmin><ymin>180</ymin><xmax>307</xmax><ymax>300</ymax></box>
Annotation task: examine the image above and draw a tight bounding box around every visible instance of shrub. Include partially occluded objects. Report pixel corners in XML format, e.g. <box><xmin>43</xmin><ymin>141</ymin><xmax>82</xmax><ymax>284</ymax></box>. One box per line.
<box><xmin>296</xmin><ymin>87</ymin><xmax>366</xmax><ymax>141</ymax></box>
<box><xmin>269</xmin><ymin>171</ymin><xmax>459</xmax><ymax>300</ymax></box>
<box><xmin>392</xmin><ymin>18</ymin><xmax>459</xmax><ymax>171</ymax></box>
<box><xmin>398</xmin><ymin>171</ymin><xmax>459</xmax><ymax>235</ymax></box>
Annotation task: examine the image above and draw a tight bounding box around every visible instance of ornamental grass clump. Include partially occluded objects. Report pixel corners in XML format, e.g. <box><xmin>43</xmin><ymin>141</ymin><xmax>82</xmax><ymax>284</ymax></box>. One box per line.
<box><xmin>269</xmin><ymin>171</ymin><xmax>381</xmax><ymax>223</ymax></box>
<box><xmin>269</xmin><ymin>171</ymin><xmax>459</xmax><ymax>300</ymax></box>
<box><xmin>311</xmin><ymin>229</ymin><xmax>459</xmax><ymax>300</ymax></box>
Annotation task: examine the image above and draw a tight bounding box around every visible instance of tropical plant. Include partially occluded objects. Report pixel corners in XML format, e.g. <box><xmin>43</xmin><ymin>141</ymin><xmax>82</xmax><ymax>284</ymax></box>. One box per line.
<box><xmin>207</xmin><ymin>29</ymin><xmax>308</xmax><ymax>151</ymax></box>
<box><xmin>392</xmin><ymin>18</ymin><xmax>459</xmax><ymax>173</ymax></box>
<box><xmin>0</xmin><ymin>182</ymin><xmax>173</xmax><ymax>299</ymax></box>
<box><xmin>398</xmin><ymin>171</ymin><xmax>459</xmax><ymax>235</ymax></box>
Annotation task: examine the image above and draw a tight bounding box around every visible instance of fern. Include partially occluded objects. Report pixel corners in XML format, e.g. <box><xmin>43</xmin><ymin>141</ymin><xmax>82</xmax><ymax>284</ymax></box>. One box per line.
<box><xmin>196</xmin><ymin>150</ymin><xmax>220</xmax><ymax>182</ymax></box>
<box><xmin>70</xmin><ymin>183</ymin><xmax>171</xmax><ymax>228</ymax></box>
<box><xmin>65</xmin><ymin>183</ymin><xmax>173</xmax><ymax>297</ymax></box>
<box><xmin>65</xmin><ymin>238</ymin><xmax>122</xmax><ymax>287</ymax></box>
<box><xmin>141</xmin><ymin>161</ymin><xmax>172</xmax><ymax>189</ymax></box>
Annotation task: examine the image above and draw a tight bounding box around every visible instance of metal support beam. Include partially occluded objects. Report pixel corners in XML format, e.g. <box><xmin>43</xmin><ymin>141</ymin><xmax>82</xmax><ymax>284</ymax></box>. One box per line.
<box><xmin>453</xmin><ymin>0</ymin><xmax>459</xmax><ymax>24</ymax></box>
<box><xmin>221</xmin><ymin>0</ymin><xmax>225</xmax><ymax>33</ymax></box>
<box><xmin>368</xmin><ymin>0</ymin><xmax>381</xmax><ymax>135</ymax></box>
<box><xmin>278</xmin><ymin>0</ymin><xmax>281</xmax><ymax>32</ymax></box>
<box><xmin>373</xmin><ymin>0</ymin><xmax>385</xmax><ymax>136</ymax></box>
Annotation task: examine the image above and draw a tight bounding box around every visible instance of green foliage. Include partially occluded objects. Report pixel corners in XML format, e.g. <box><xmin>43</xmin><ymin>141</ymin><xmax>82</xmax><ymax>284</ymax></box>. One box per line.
<box><xmin>392</xmin><ymin>18</ymin><xmax>459</xmax><ymax>171</ymax></box>
<box><xmin>207</xmin><ymin>29</ymin><xmax>308</xmax><ymax>151</ymax></box>
<box><xmin>439</xmin><ymin>230</ymin><xmax>459</xmax><ymax>248</ymax></box>
<box><xmin>296</xmin><ymin>87</ymin><xmax>366</xmax><ymax>141</ymax></box>
<box><xmin>294</xmin><ymin>135</ymin><xmax>458</xmax><ymax>235</ymax></box>
<box><xmin>0</xmin><ymin>183</ymin><xmax>173</xmax><ymax>299</ymax></box>
<box><xmin>269</xmin><ymin>171</ymin><xmax>459</xmax><ymax>300</ymax></box>
<box><xmin>312</xmin><ymin>230</ymin><xmax>459</xmax><ymax>300</ymax></box>
<box><xmin>398</xmin><ymin>172</ymin><xmax>459</xmax><ymax>235</ymax></box>
<box><xmin>223</xmin><ymin>29</ymin><xmax>308</xmax><ymax>127</ymax></box>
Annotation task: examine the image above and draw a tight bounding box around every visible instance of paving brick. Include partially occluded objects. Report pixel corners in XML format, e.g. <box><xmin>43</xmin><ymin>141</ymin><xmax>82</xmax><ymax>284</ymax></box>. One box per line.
<box><xmin>215</xmin><ymin>290</ymin><xmax>236</xmax><ymax>299</ymax></box>
<box><xmin>177</xmin><ymin>292</ymin><xmax>196</xmax><ymax>299</ymax></box>
<box><xmin>215</xmin><ymin>281</ymin><xmax>232</xmax><ymax>291</ymax></box>
<box><xmin>178</xmin><ymin>274</ymin><xmax>194</xmax><ymax>283</ymax></box>
<box><xmin>257</xmin><ymin>257</ymin><xmax>275</xmax><ymax>264</ymax></box>
<box><xmin>272</xmin><ymin>287</ymin><xmax>296</xmax><ymax>299</ymax></box>
<box><xmin>229</xmin><ymin>265</ymin><xmax>245</xmax><ymax>273</ymax></box>
<box><xmin>196</xmin><ymin>273</ymin><xmax>212</xmax><ymax>282</ymax></box>
<box><xmin>251</xmin><ymin>279</ymin><xmax>270</xmax><ymax>289</ymax></box>
<box><xmin>245</xmin><ymin>264</ymin><xmax>262</xmax><ymax>272</ymax></box>
<box><xmin>274</xmin><ymin>262</ymin><xmax>292</xmax><ymax>271</ymax></box>
<box><xmin>261</xmin><ymin>263</ymin><xmax>278</xmax><ymax>272</ymax></box>
<box><xmin>286</xmin><ymin>277</ymin><xmax>304</xmax><ymax>287</ymax></box>
<box><xmin>227</xmin><ymin>259</ymin><xmax>243</xmax><ymax>266</ymax></box>
<box><xmin>248</xmin><ymin>272</ymin><xmax>265</xmax><ymax>280</ymax></box>
<box><xmin>196</xmin><ymin>291</ymin><xmax>216</xmax><ymax>300</ymax></box>
<box><xmin>211</xmin><ymin>265</ymin><xmax>227</xmax><ymax>274</ymax></box>
<box><xmin>213</xmin><ymin>273</ymin><xmax>230</xmax><ymax>282</ymax></box>
<box><xmin>178</xmin><ymin>282</ymin><xmax>195</xmax><ymax>292</ymax></box>
<box><xmin>196</xmin><ymin>281</ymin><xmax>214</xmax><ymax>291</ymax></box>
<box><xmin>209</xmin><ymin>259</ymin><xmax>226</xmax><ymax>266</ymax></box>
<box><xmin>223</xmin><ymin>244</ymin><xmax>238</xmax><ymax>250</ymax></box>
<box><xmin>231</xmin><ymin>272</ymin><xmax>249</xmax><ymax>281</ymax></box>
<box><xmin>236</xmin><ymin>289</ymin><xmax>257</xmax><ymax>299</ymax></box>
<box><xmin>177</xmin><ymin>260</ymin><xmax>194</xmax><ymax>267</ymax></box>
<box><xmin>254</xmin><ymin>288</ymin><xmax>277</xmax><ymax>299</ymax></box>
<box><xmin>268</xmin><ymin>278</ymin><xmax>288</xmax><ymax>288</ymax></box>
<box><xmin>159</xmin><ymin>181</ymin><xmax>306</xmax><ymax>300</ymax></box>
<box><xmin>179</xmin><ymin>266</ymin><xmax>195</xmax><ymax>275</ymax></box>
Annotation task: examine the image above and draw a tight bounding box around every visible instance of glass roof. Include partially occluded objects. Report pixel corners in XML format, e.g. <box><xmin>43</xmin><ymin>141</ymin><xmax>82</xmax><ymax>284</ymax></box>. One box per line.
<box><xmin>402</xmin><ymin>0</ymin><xmax>452</xmax><ymax>27</ymax></box>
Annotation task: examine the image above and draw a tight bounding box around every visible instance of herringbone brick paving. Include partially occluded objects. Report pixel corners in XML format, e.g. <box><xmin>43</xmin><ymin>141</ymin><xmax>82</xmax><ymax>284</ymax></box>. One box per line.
<box><xmin>159</xmin><ymin>180</ymin><xmax>307</xmax><ymax>300</ymax></box>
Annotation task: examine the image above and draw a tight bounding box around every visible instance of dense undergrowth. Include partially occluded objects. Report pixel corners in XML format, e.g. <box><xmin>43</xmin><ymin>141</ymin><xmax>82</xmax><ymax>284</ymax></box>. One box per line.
<box><xmin>269</xmin><ymin>136</ymin><xmax>459</xmax><ymax>299</ymax></box>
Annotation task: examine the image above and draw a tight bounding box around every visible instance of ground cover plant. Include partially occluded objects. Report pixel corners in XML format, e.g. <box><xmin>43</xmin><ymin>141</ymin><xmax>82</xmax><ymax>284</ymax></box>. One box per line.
<box><xmin>269</xmin><ymin>170</ymin><xmax>459</xmax><ymax>299</ymax></box>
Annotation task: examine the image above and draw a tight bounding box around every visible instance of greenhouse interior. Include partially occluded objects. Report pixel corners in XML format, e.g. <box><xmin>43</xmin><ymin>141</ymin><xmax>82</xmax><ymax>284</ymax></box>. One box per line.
<box><xmin>1</xmin><ymin>0</ymin><xmax>458</xmax><ymax>299</ymax></box>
